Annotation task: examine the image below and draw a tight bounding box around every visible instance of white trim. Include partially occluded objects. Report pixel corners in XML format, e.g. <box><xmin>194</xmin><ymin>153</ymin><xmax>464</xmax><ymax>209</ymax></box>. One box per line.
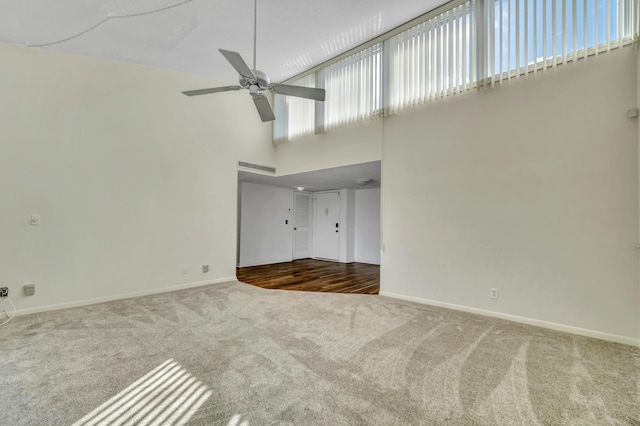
<box><xmin>13</xmin><ymin>277</ymin><xmax>236</xmax><ymax>317</ymax></box>
<box><xmin>314</xmin><ymin>191</ymin><xmax>342</xmax><ymax>262</ymax></box>
<box><xmin>237</xmin><ymin>259</ymin><xmax>292</xmax><ymax>268</ymax></box>
<box><xmin>379</xmin><ymin>291</ymin><xmax>640</xmax><ymax>348</ymax></box>
<box><xmin>354</xmin><ymin>258</ymin><xmax>381</xmax><ymax>265</ymax></box>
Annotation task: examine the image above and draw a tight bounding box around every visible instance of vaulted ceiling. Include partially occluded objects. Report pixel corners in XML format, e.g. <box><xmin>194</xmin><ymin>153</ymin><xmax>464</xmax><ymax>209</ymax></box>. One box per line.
<box><xmin>0</xmin><ymin>0</ymin><xmax>442</xmax><ymax>84</ymax></box>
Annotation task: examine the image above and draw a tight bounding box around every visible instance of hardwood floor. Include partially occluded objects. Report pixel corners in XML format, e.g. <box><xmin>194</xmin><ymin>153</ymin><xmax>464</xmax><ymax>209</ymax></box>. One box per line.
<box><xmin>237</xmin><ymin>259</ymin><xmax>380</xmax><ymax>294</ymax></box>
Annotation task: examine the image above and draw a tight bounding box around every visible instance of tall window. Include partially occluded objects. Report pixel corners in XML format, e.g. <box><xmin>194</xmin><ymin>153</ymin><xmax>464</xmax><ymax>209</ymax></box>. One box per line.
<box><xmin>273</xmin><ymin>74</ymin><xmax>316</xmax><ymax>142</ymax></box>
<box><xmin>322</xmin><ymin>43</ymin><xmax>383</xmax><ymax>130</ymax></box>
<box><xmin>491</xmin><ymin>0</ymin><xmax>635</xmax><ymax>82</ymax></box>
<box><xmin>275</xmin><ymin>0</ymin><xmax>638</xmax><ymax>141</ymax></box>
<box><xmin>388</xmin><ymin>0</ymin><xmax>476</xmax><ymax>114</ymax></box>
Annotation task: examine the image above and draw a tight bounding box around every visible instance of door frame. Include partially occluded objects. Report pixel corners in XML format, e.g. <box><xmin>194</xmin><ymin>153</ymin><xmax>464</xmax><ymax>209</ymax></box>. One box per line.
<box><xmin>313</xmin><ymin>190</ymin><xmax>341</xmax><ymax>261</ymax></box>
<box><xmin>292</xmin><ymin>190</ymin><xmax>313</xmax><ymax>260</ymax></box>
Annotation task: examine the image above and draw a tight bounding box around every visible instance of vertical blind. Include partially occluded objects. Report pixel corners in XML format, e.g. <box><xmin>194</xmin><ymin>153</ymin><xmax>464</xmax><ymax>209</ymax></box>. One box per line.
<box><xmin>388</xmin><ymin>0</ymin><xmax>476</xmax><ymax>114</ymax></box>
<box><xmin>491</xmin><ymin>0</ymin><xmax>636</xmax><ymax>84</ymax></box>
<box><xmin>273</xmin><ymin>74</ymin><xmax>315</xmax><ymax>141</ymax></box>
<box><xmin>275</xmin><ymin>0</ymin><xmax>638</xmax><ymax>141</ymax></box>
<box><xmin>323</xmin><ymin>43</ymin><xmax>383</xmax><ymax>130</ymax></box>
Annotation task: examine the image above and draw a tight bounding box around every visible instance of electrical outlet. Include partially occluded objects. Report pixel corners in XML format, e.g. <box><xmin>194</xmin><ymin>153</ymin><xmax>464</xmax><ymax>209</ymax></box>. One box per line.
<box><xmin>182</xmin><ymin>266</ymin><xmax>189</xmax><ymax>275</ymax></box>
<box><xmin>0</xmin><ymin>287</ymin><xmax>8</xmax><ymax>298</ymax></box>
<box><xmin>24</xmin><ymin>283</ymin><xmax>35</xmax><ymax>296</ymax></box>
<box><xmin>202</xmin><ymin>264</ymin><xmax>209</xmax><ymax>273</ymax></box>
<box><xmin>490</xmin><ymin>288</ymin><xmax>499</xmax><ymax>299</ymax></box>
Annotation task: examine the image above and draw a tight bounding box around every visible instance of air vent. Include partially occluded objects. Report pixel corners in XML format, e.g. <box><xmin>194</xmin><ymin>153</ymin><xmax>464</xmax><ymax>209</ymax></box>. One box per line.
<box><xmin>238</xmin><ymin>161</ymin><xmax>276</xmax><ymax>174</ymax></box>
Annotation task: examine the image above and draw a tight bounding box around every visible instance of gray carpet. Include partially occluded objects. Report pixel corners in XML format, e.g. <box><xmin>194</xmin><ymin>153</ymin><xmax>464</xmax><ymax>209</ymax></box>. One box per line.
<box><xmin>1</xmin><ymin>280</ymin><xmax>638</xmax><ymax>425</ymax></box>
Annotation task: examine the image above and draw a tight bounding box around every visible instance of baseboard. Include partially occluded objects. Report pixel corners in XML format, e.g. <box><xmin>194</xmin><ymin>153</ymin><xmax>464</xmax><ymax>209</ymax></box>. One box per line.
<box><xmin>379</xmin><ymin>291</ymin><xmax>640</xmax><ymax>348</ymax></box>
<box><xmin>13</xmin><ymin>277</ymin><xmax>236</xmax><ymax>317</ymax></box>
<box><xmin>238</xmin><ymin>259</ymin><xmax>293</xmax><ymax>268</ymax></box>
<box><xmin>354</xmin><ymin>258</ymin><xmax>381</xmax><ymax>265</ymax></box>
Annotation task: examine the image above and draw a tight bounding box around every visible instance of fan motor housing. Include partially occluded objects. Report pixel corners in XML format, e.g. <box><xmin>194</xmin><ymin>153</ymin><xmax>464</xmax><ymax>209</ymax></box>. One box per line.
<box><xmin>240</xmin><ymin>69</ymin><xmax>270</xmax><ymax>89</ymax></box>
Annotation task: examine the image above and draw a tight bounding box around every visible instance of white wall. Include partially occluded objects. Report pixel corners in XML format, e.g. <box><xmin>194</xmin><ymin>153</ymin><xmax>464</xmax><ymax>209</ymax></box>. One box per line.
<box><xmin>355</xmin><ymin>188</ymin><xmax>381</xmax><ymax>265</ymax></box>
<box><xmin>0</xmin><ymin>41</ymin><xmax>275</xmax><ymax>313</ymax></box>
<box><xmin>238</xmin><ymin>182</ymin><xmax>293</xmax><ymax>267</ymax></box>
<box><xmin>381</xmin><ymin>48</ymin><xmax>638</xmax><ymax>341</ymax></box>
<box><xmin>276</xmin><ymin>47</ymin><xmax>639</xmax><ymax>343</ymax></box>
<box><xmin>276</xmin><ymin>120</ymin><xmax>383</xmax><ymax>175</ymax></box>
<box><xmin>5</xmin><ymin>39</ymin><xmax>636</xmax><ymax>343</ymax></box>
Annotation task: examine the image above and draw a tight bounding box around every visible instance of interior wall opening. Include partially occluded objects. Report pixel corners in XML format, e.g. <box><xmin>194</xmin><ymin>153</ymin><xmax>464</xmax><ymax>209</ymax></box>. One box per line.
<box><xmin>236</xmin><ymin>161</ymin><xmax>381</xmax><ymax>294</ymax></box>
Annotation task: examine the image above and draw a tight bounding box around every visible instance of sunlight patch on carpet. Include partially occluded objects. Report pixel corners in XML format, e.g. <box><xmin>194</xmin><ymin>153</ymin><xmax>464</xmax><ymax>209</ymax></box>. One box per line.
<box><xmin>72</xmin><ymin>359</ymin><xmax>212</xmax><ymax>426</ymax></box>
<box><xmin>227</xmin><ymin>413</ymin><xmax>249</xmax><ymax>426</ymax></box>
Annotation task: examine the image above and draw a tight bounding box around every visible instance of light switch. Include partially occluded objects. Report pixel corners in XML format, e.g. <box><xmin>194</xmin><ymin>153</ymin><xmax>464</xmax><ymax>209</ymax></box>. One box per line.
<box><xmin>31</xmin><ymin>214</ymin><xmax>41</xmax><ymax>226</ymax></box>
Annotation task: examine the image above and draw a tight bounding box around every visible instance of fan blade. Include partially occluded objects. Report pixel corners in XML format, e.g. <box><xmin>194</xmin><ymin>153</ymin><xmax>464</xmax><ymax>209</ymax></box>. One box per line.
<box><xmin>219</xmin><ymin>49</ymin><xmax>256</xmax><ymax>80</ymax></box>
<box><xmin>252</xmin><ymin>94</ymin><xmax>275</xmax><ymax>122</ymax></box>
<box><xmin>182</xmin><ymin>86</ymin><xmax>242</xmax><ymax>96</ymax></box>
<box><xmin>270</xmin><ymin>84</ymin><xmax>326</xmax><ymax>101</ymax></box>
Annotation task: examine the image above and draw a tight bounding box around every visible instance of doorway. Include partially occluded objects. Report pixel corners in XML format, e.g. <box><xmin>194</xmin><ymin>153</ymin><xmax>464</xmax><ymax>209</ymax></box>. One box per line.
<box><xmin>314</xmin><ymin>191</ymin><xmax>340</xmax><ymax>261</ymax></box>
<box><xmin>292</xmin><ymin>191</ymin><xmax>312</xmax><ymax>259</ymax></box>
<box><xmin>236</xmin><ymin>161</ymin><xmax>381</xmax><ymax>291</ymax></box>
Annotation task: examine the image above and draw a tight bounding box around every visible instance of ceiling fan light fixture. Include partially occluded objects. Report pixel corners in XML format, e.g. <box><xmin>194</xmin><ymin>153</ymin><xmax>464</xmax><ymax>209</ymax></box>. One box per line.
<box><xmin>180</xmin><ymin>0</ymin><xmax>325</xmax><ymax>122</ymax></box>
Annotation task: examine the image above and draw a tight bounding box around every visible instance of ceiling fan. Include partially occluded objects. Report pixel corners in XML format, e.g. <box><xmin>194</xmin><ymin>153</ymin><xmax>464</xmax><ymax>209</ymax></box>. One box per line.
<box><xmin>182</xmin><ymin>0</ymin><xmax>326</xmax><ymax>122</ymax></box>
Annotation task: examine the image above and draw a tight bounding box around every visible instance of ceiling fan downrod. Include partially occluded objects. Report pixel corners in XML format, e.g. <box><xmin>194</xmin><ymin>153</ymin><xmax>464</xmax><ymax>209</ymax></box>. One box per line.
<box><xmin>180</xmin><ymin>0</ymin><xmax>326</xmax><ymax>123</ymax></box>
<box><xmin>253</xmin><ymin>0</ymin><xmax>258</xmax><ymax>71</ymax></box>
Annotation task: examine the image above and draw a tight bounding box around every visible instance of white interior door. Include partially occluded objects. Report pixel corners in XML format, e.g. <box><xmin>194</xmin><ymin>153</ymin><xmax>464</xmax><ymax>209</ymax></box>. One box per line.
<box><xmin>314</xmin><ymin>192</ymin><xmax>340</xmax><ymax>260</ymax></box>
<box><xmin>293</xmin><ymin>192</ymin><xmax>312</xmax><ymax>259</ymax></box>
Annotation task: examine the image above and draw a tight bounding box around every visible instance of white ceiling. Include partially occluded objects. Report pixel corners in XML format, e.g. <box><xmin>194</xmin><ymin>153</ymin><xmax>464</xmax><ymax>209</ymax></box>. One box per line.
<box><xmin>0</xmin><ymin>0</ymin><xmax>443</xmax><ymax>84</ymax></box>
<box><xmin>239</xmin><ymin>161</ymin><xmax>381</xmax><ymax>192</ymax></box>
